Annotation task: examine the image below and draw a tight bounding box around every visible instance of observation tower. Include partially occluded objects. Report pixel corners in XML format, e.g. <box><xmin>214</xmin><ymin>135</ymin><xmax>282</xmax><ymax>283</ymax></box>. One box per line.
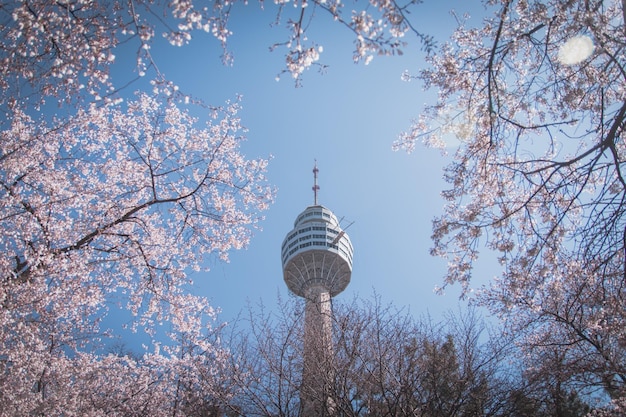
<box><xmin>280</xmin><ymin>163</ymin><xmax>354</xmax><ymax>417</ymax></box>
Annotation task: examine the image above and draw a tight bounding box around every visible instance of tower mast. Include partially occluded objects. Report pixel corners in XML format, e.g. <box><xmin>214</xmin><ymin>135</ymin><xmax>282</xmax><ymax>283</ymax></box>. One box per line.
<box><xmin>312</xmin><ymin>160</ymin><xmax>320</xmax><ymax>205</ymax></box>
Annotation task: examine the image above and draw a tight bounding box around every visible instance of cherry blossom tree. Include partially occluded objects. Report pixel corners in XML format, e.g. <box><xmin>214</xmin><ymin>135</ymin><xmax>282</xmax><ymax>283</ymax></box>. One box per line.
<box><xmin>0</xmin><ymin>92</ymin><xmax>272</xmax><ymax>414</ymax></box>
<box><xmin>394</xmin><ymin>0</ymin><xmax>626</xmax><ymax>404</ymax></box>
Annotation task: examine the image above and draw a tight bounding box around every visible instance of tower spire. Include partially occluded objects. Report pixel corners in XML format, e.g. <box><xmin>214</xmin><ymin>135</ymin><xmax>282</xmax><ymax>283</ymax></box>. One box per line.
<box><xmin>312</xmin><ymin>160</ymin><xmax>320</xmax><ymax>205</ymax></box>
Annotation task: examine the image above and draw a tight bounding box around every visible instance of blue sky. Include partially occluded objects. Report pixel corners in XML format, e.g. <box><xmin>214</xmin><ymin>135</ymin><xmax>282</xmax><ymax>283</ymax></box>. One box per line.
<box><xmin>139</xmin><ymin>0</ymin><xmax>496</xmax><ymax>323</ymax></box>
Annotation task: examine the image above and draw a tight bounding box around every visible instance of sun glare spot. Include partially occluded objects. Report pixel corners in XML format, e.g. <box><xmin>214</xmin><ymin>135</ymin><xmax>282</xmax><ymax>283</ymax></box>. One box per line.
<box><xmin>557</xmin><ymin>35</ymin><xmax>594</xmax><ymax>65</ymax></box>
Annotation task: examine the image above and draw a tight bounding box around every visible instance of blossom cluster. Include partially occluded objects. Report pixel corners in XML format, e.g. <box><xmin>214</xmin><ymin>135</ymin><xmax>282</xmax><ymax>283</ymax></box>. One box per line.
<box><xmin>272</xmin><ymin>0</ymin><xmax>430</xmax><ymax>82</ymax></box>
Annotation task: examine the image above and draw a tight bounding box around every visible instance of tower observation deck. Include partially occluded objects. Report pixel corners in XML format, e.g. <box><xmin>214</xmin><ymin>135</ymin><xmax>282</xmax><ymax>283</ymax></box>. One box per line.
<box><xmin>281</xmin><ymin>163</ymin><xmax>353</xmax><ymax>417</ymax></box>
<box><xmin>281</xmin><ymin>204</ymin><xmax>354</xmax><ymax>298</ymax></box>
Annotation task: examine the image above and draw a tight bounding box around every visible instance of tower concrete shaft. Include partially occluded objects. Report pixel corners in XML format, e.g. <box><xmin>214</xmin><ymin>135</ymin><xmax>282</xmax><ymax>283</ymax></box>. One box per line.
<box><xmin>301</xmin><ymin>286</ymin><xmax>334</xmax><ymax>417</ymax></box>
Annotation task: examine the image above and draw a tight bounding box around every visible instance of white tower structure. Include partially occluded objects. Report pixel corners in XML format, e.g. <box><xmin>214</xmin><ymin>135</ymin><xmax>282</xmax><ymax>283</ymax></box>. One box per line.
<box><xmin>281</xmin><ymin>163</ymin><xmax>354</xmax><ymax>417</ymax></box>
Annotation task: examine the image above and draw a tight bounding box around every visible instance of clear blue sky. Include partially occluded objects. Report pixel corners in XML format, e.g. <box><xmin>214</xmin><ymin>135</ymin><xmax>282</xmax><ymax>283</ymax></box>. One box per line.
<box><xmin>134</xmin><ymin>1</ymin><xmax>496</xmax><ymax>323</ymax></box>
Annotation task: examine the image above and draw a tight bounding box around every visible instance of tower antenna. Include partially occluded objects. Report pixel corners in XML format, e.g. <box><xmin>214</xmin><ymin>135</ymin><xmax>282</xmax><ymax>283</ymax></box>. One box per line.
<box><xmin>312</xmin><ymin>160</ymin><xmax>320</xmax><ymax>205</ymax></box>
